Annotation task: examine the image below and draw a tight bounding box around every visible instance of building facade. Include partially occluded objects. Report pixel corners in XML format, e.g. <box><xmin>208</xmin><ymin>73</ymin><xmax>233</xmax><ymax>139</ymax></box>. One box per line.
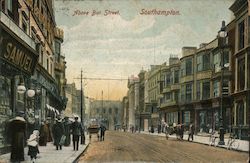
<box><xmin>0</xmin><ymin>0</ymin><xmax>67</xmax><ymax>153</ymax></box>
<box><xmin>230</xmin><ymin>0</ymin><xmax>249</xmax><ymax>140</ymax></box>
<box><xmin>90</xmin><ymin>100</ymin><xmax>123</xmax><ymax>130</ymax></box>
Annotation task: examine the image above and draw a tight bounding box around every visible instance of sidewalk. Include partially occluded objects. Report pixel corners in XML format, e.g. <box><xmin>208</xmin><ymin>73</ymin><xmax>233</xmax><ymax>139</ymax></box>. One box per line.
<box><xmin>140</xmin><ymin>131</ymin><xmax>249</xmax><ymax>152</ymax></box>
<box><xmin>0</xmin><ymin>136</ymin><xmax>89</xmax><ymax>163</ymax></box>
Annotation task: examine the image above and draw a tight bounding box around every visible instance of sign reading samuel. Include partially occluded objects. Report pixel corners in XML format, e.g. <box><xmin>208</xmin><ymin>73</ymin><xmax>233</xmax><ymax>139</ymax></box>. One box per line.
<box><xmin>0</xmin><ymin>28</ymin><xmax>38</xmax><ymax>75</ymax></box>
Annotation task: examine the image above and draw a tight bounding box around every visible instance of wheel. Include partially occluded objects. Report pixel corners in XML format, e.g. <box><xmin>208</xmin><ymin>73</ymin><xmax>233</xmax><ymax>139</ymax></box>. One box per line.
<box><xmin>232</xmin><ymin>141</ymin><xmax>239</xmax><ymax>150</ymax></box>
<box><xmin>214</xmin><ymin>137</ymin><xmax>219</xmax><ymax>147</ymax></box>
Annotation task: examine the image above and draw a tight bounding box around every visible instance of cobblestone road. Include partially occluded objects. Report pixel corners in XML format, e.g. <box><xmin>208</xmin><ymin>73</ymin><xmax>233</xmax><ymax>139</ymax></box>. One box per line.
<box><xmin>78</xmin><ymin>131</ymin><xmax>248</xmax><ymax>163</ymax></box>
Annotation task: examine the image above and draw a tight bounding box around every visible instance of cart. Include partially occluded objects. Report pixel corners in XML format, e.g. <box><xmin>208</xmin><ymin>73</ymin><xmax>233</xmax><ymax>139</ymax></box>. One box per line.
<box><xmin>88</xmin><ymin>124</ymin><xmax>100</xmax><ymax>140</ymax></box>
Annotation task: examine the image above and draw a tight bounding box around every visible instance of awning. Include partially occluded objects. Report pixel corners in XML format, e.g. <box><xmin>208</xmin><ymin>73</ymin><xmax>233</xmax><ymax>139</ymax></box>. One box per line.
<box><xmin>46</xmin><ymin>104</ymin><xmax>60</xmax><ymax>115</ymax></box>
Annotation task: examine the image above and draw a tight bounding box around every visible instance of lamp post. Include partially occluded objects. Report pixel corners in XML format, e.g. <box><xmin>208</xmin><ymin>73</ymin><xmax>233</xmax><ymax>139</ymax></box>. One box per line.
<box><xmin>218</xmin><ymin>20</ymin><xmax>227</xmax><ymax>145</ymax></box>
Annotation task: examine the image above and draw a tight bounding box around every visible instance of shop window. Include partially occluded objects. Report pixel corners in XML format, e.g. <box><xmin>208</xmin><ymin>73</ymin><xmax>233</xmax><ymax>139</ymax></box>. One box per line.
<box><xmin>186</xmin><ymin>58</ymin><xmax>192</xmax><ymax>75</ymax></box>
<box><xmin>213</xmin><ymin>80</ymin><xmax>219</xmax><ymax>97</ymax></box>
<box><xmin>236</xmin><ymin>101</ymin><xmax>244</xmax><ymax>125</ymax></box>
<box><xmin>196</xmin><ymin>81</ymin><xmax>201</xmax><ymax>100</ymax></box>
<box><xmin>0</xmin><ymin>76</ymin><xmax>11</xmax><ymax>115</ymax></box>
<box><xmin>238</xmin><ymin>58</ymin><xmax>245</xmax><ymax>91</ymax></box>
<box><xmin>202</xmin><ymin>81</ymin><xmax>210</xmax><ymax>100</ymax></box>
<box><xmin>186</xmin><ymin>83</ymin><xmax>192</xmax><ymax>101</ymax></box>
<box><xmin>238</xmin><ymin>20</ymin><xmax>245</xmax><ymax>50</ymax></box>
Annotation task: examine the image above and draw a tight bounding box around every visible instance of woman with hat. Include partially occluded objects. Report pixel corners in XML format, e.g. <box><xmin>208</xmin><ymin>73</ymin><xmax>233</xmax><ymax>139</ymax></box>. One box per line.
<box><xmin>52</xmin><ymin>118</ymin><xmax>65</xmax><ymax>150</ymax></box>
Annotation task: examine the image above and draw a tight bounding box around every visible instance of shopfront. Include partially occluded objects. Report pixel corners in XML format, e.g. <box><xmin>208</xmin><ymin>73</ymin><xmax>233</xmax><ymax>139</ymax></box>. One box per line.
<box><xmin>0</xmin><ymin>25</ymin><xmax>38</xmax><ymax>153</ymax></box>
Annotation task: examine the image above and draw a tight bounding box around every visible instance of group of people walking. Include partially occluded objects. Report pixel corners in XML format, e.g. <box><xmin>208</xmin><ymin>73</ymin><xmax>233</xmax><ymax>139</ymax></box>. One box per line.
<box><xmin>164</xmin><ymin>123</ymin><xmax>195</xmax><ymax>141</ymax></box>
<box><xmin>8</xmin><ymin>115</ymin><xmax>86</xmax><ymax>162</ymax></box>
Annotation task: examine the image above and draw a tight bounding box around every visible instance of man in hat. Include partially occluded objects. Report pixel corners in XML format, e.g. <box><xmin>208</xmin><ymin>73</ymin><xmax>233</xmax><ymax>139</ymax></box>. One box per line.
<box><xmin>71</xmin><ymin>117</ymin><xmax>82</xmax><ymax>150</ymax></box>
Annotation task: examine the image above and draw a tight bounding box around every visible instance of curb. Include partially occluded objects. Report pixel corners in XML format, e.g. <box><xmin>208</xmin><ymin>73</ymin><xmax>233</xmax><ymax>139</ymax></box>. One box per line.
<box><xmin>140</xmin><ymin>132</ymin><xmax>249</xmax><ymax>153</ymax></box>
<box><xmin>72</xmin><ymin>143</ymin><xmax>89</xmax><ymax>163</ymax></box>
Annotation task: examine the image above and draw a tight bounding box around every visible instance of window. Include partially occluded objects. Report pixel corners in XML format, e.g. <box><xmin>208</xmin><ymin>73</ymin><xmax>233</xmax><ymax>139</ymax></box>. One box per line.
<box><xmin>166</xmin><ymin>74</ymin><xmax>171</xmax><ymax>86</ymax></box>
<box><xmin>181</xmin><ymin>85</ymin><xmax>185</xmax><ymax>101</ymax></box>
<box><xmin>97</xmin><ymin>108</ymin><xmax>99</xmax><ymax>113</ymax></box>
<box><xmin>202</xmin><ymin>81</ymin><xmax>210</xmax><ymax>100</ymax></box>
<box><xmin>186</xmin><ymin>58</ymin><xmax>192</xmax><ymax>75</ymax></box>
<box><xmin>0</xmin><ymin>76</ymin><xmax>11</xmax><ymax>115</ymax></box>
<box><xmin>47</xmin><ymin>58</ymin><xmax>49</xmax><ymax>71</ymax></box>
<box><xmin>238</xmin><ymin>20</ymin><xmax>245</xmax><ymax>50</ymax></box>
<box><xmin>197</xmin><ymin>55</ymin><xmax>202</xmax><ymax>71</ymax></box>
<box><xmin>115</xmin><ymin>108</ymin><xmax>118</xmax><ymax>114</ymax></box>
<box><xmin>213</xmin><ymin>52</ymin><xmax>221</xmax><ymax>72</ymax></box>
<box><xmin>236</xmin><ymin>101</ymin><xmax>244</xmax><ymax>125</ymax></box>
<box><xmin>222</xmin><ymin>80</ymin><xmax>229</xmax><ymax>96</ymax></box>
<box><xmin>40</xmin><ymin>49</ymin><xmax>44</xmax><ymax>65</ymax></box>
<box><xmin>183</xmin><ymin>111</ymin><xmax>190</xmax><ymax>125</ymax></box>
<box><xmin>196</xmin><ymin>81</ymin><xmax>200</xmax><ymax>100</ymax></box>
<box><xmin>248</xmin><ymin>17</ymin><xmax>250</xmax><ymax>44</ymax></box>
<box><xmin>174</xmin><ymin>70</ymin><xmax>179</xmax><ymax>83</ymax></box>
<box><xmin>203</xmin><ymin>53</ymin><xmax>210</xmax><ymax>70</ymax></box>
<box><xmin>165</xmin><ymin>92</ymin><xmax>171</xmax><ymax>101</ymax></box>
<box><xmin>223</xmin><ymin>51</ymin><xmax>229</xmax><ymax>67</ymax></box>
<box><xmin>238</xmin><ymin>58</ymin><xmax>245</xmax><ymax>91</ymax></box>
<box><xmin>22</xmin><ymin>20</ymin><xmax>27</xmax><ymax>33</ymax></box>
<box><xmin>7</xmin><ymin>0</ymin><xmax>12</xmax><ymax>12</ymax></box>
<box><xmin>109</xmin><ymin>108</ymin><xmax>112</xmax><ymax>114</ymax></box>
<box><xmin>174</xmin><ymin>90</ymin><xmax>179</xmax><ymax>102</ymax></box>
<box><xmin>213</xmin><ymin>80</ymin><xmax>219</xmax><ymax>97</ymax></box>
<box><xmin>186</xmin><ymin>83</ymin><xmax>192</xmax><ymax>101</ymax></box>
<box><xmin>1</xmin><ymin>0</ymin><xmax>5</xmax><ymax>11</ymax></box>
<box><xmin>50</xmin><ymin>63</ymin><xmax>52</xmax><ymax>74</ymax></box>
<box><xmin>181</xmin><ymin>62</ymin><xmax>185</xmax><ymax>77</ymax></box>
<box><xmin>55</xmin><ymin>41</ymin><xmax>61</xmax><ymax>55</ymax></box>
<box><xmin>103</xmin><ymin>108</ymin><xmax>106</xmax><ymax>114</ymax></box>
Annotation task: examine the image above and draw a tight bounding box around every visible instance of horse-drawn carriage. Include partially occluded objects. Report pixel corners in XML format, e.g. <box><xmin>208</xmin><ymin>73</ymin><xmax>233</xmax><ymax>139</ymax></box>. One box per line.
<box><xmin>87</xmin><ymin>119</ymin><xmax>100</xmax><ymax>140</ymax></box>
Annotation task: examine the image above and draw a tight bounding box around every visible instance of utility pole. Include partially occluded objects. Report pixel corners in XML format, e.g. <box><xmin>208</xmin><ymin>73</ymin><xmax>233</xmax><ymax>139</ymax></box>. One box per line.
<box><xmin>81</xmin><ymin>69</ymin><xmax>83</xmax><ymax>125</ymax></box>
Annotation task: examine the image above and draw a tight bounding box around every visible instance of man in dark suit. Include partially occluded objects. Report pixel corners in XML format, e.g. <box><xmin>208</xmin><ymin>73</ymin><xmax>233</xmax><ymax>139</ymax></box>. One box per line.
<box><xmin>71</xmin><ymin>117</ymin><xmax>82</xmax><ymax>150</ymax></box>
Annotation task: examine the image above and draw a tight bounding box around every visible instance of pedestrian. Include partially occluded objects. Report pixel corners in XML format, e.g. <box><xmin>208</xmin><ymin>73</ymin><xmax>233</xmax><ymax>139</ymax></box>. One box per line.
<box><xmin>100</xmin><ymin>124</ymin><xmax>106</xmax><ymax>141</ymax></box>
<box><xmin>179</xmin><ymin>124</ymin><xmax>184</xmax><ymax>140</ymax></box>
<box><xmin>27</xmin><ymin>130</ymin><xmax>40</xmax><ymax>163</ymax></box>
<box><xmin>71</xmin><ymin>117</ymin><xmax>82</xmax><ymax>151</ymax></box>
<box><xmin>165</xmin><ymin>123</ymin><xmax>169</xmax><ymax>140</ymax></box>
<box><xmin>39</xmin><ymin>120</ymin><xmax>49</xmax><ymax>146</ymax></box>
<box><xmin>63</xmin><ymin>117</ymin><xmax>71</xmax><ymax>146</ymax></box>
<box><xmin>52</xmin><ymin>118</ymin><xmax>65</xmax><ymax>150</ymax></box>
<box><xmin>151</xmin><ymin>125</ymin><xmax>154</xmax><ymax>133</ymax></box>
<box><xmin>9</xmin><ymin>115</ymin><xmax>26</xmax><ymax>162</ymax></box>
<box><xmin>188</xmin><ymin>123</ymin><xmax>194</xmax><ymax>141</ymax></box>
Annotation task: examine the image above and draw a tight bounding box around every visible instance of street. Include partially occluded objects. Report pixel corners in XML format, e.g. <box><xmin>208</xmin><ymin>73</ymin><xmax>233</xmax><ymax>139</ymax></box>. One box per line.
<box><xmin>79</xmin><ymin>131</ymin><xmax>248</xmax><ymax>163</ymax></box>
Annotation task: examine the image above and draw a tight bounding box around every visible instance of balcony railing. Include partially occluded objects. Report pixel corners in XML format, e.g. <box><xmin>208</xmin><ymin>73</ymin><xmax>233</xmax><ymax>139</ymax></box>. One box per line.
<box><xmin>0</xmin><ymin>11</ymin><xmax>36</xmax><ymax>50</ymax></box>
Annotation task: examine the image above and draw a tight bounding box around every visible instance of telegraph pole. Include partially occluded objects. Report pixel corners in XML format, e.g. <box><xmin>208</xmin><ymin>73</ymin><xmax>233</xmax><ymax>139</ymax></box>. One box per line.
<box><xmin>80</xmin><ymin>69</ymin><xmax>85</xmax><ymax>144</ymax></box>
<box><xmin>81</xmin><ymin>69</ymin><xmax>83</xmax><ymax>125</ymax></box>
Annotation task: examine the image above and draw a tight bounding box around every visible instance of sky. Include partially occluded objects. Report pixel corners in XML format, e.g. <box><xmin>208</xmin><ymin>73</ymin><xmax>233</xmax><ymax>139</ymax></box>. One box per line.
<box><xmin>54</xmin><ymin>0</ymin><xmax>235</xmax><ymax>101</ymax></box>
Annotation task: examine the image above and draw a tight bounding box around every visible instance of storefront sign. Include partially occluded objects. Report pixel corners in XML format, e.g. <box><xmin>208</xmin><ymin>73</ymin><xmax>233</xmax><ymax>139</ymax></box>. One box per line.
<box><xmin>0</xmin><ymin>28</ymin><xmax>38</xmax><ymax>75</ymax></box>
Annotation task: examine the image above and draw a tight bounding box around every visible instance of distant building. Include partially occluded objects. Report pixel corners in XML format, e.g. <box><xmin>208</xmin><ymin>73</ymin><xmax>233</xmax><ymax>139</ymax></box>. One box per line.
<box><xmin>90</xmin><ymin>100</ymin><xmax>123</xmax><ymax>130</ymax></box>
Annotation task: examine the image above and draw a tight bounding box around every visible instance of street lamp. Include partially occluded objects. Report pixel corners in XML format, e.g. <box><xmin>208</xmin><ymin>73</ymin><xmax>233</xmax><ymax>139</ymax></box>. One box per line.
<box><xmin>218</xmin><ymin>20</ymin><xmax>227</xmax><ymax>145</ymax></box>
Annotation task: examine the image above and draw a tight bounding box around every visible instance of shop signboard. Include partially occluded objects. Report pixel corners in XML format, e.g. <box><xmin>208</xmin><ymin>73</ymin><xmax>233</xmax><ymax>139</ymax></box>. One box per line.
<box><xmin>0</xmin><ymin>27</ymin><xmax>38</xmax><ymax>75</ymax></box>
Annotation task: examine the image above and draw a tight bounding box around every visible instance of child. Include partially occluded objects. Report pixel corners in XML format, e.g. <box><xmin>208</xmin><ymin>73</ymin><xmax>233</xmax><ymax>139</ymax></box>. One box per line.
<box><xmin>27</xmin><ymin>130</ymin><xmax>40</xmax><ymax>163</ymax></box>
